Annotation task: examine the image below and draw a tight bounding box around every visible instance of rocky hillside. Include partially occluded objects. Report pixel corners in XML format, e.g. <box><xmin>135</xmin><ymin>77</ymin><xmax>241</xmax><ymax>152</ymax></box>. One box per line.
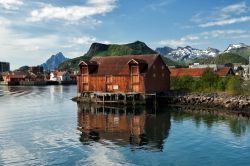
<box><xmin>155</xmin><ymin>46</ymin><xmax>173</xmax><ymax>56</ymax></box>
<box><xmin>58</xmin><ymin>41</ymin><xmax>181</xmax><ymax>70</ymax></box>
<box><xmin>41</xmin><ymin>52</ymin><xmax>69</xmax><ymax>71</ymax></box>
<box><xmin>157</xmin><ymin>43</ymin><xmax>250</xmax><ymax>65</ymax></box>
<box><xmin>193</xmin><ymin>53</ymin><xmax>248</xmax><ymax>65</ymax></box>
<box><xmin>156</xmin><ymin>45</ymin><xmax>220</xmax><ymax>61</ymax></box>
<box><xmin>224</xmin><ymin>43</ymin><xmax>250</xmax><ymax>60</ymax></box>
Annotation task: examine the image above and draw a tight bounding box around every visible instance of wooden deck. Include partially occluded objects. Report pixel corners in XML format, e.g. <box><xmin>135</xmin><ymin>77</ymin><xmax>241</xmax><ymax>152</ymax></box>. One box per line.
<box><xmin>75</xmin><ymin>92</ymin><xmax>157</xmax><ymax>106</ymax></box>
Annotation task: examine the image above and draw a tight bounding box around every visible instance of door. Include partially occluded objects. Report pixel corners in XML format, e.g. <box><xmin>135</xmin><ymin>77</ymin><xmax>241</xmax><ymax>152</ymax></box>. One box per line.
<box><xmin>131</xmin><ymin>66</ymin><xmax>140</xmax><ymax>92</ymax></box>
<box><xmin>106</xmin><ymin>75</ymin><xmax>113</xmax><ymax>92</ymax></box>
<box><xmin>106</xmin><ymin>85</ymin><xmax>113</xmax><ymax>92</ymax></box>
<box><xmin>82</xmin><ymin>75</ymin><xmax>89</xmax><ymax>91</ymax></box>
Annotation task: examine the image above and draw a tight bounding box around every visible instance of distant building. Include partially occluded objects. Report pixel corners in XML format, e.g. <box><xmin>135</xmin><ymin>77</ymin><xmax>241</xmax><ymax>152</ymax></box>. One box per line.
<box><xmin>57</xmin><ymin>71</ymin><xmax>71</xmax><ymax>81</ymax></box>
<box><xmin>241</xmin><ymin>57</ymin><xmax>250</xmax><ymax>80</ymax></box>
<box><xmin>50</xmin><ymin>71</ymin><xmax>71</xmax><ymax>81</ymax></box>
<box><xmin>189</xmin><ymin>63</ymin><xmax>224</xmax><ymax>70</ymax></box>
<box><xmin>50</xmin><ymin>72</ymin><xmax>57</xmax><ymax>81</ymax></box>
<box><xmin>2</xmin><ymin>71</ymin><xmax>29</xmax><ymax>82</ymax></box>
<box><xmin>29</xmin><ymin>66</ymin><xmax>44</xmax><ymax>75</ymax></box>
<box><xmin>0</xmin><ymin>62</ymin><xmax>10</xmax><ymax>73</ymax></box>
<box><xmin>2</xmin><ymin>71</ymin><xmax>46</xmax><ymax>83</ymax></box>
<box><xmin>170</xmin><ymin>67</ymin><xmax>234</xmax><ymax>78</ymax></box>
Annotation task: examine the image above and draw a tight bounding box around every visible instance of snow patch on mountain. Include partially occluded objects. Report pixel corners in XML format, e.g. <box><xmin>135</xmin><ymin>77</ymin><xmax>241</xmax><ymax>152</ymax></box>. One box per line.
<box><xmin>224</xmin><ymin>43</ymin><xmax>250</xmax><ymax>53</ymax></box>
<box><xmin>156</xmin><ymin>46</ymin><xmax>220</xmax><ymax>61</ymax></box>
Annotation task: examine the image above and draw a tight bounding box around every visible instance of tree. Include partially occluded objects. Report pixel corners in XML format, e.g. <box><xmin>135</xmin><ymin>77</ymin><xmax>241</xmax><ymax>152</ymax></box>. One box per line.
<box><xmin>200</xmin><ymin>69</ymin><xmax>218</xmax><ymax>91</ymax></box>
<box><xmin>170</xmin><ymin>75</ymin><xmax>194</xmax><ymax>91</ymax></box>
<box><xmin>226</xmin><ymin>76</ymin><xmax>242</xmax><ymax>95</ymax></box>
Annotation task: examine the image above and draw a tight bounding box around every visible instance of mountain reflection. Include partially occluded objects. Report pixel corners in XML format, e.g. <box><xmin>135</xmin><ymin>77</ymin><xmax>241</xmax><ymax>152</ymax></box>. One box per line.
<box><xmin>77</xmin><ymin>104</ymin><xmax>171</xmax><ymax>151</ymax></box>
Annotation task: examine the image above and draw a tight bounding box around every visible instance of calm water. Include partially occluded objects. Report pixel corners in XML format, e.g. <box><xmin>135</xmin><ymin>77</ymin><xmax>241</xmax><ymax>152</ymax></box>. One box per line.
<box><xmin>0</xmin><ymin>86</ymin><xmax>250</xmax><ymax>166</ymax></box>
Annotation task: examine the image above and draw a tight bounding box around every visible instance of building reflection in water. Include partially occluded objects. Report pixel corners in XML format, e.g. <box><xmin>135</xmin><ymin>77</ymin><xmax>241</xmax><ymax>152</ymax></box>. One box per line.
<box><xmin>77</xmin><ymin>103</ymin><xmax>171</xmax><ymax>151</ymax></box>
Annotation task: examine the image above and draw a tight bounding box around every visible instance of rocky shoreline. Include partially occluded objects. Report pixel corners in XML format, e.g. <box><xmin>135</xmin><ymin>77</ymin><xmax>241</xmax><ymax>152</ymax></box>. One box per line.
<box><xmin>163</xmin><ymin>92</ymin><xmax>250</xmax><ymax>112</ymax></box>
<box><xmin>73</xmin><ymin>92</ymin><xmax>250</xmax><ymax>112</ymax></box>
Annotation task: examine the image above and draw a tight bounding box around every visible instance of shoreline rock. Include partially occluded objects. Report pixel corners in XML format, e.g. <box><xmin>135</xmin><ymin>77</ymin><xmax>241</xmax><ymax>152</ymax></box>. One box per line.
<box><xmin>163</xmin><ymin>92</ymin><xmax>250</xmax><ymax>111</ymax></box>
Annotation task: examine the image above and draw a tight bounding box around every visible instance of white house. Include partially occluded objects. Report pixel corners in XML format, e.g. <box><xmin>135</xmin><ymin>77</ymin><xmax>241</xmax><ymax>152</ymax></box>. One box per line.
<box><xmin>57</xmin><ymin>71</ymin><xmax>71</xmax><ymax>81</ymax></box>
<box><xmin>50</xmin><ymin>72</ymin><xmax>57</xmax><ymax>81</ymax></box>
<box><xmin>50</xmin><ymin>71</ymin><xmax>71</xmax><ymax>81</ymax></box>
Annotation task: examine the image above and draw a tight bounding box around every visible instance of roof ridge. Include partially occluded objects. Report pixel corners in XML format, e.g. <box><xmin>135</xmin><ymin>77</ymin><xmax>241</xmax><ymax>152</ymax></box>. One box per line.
<box><xmin>91</xmin><ymin>54</ymin><xmax>159</xmax><ymax>58</ymax></box>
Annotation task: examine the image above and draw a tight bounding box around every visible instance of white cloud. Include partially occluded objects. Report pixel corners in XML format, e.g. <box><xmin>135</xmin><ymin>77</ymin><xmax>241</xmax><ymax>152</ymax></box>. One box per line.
<box><xmin>0</xmin><ymin>0</ymin><xmax>23</xmax><ymax>10</ymax></box>
<box><xmin>148</xmin><ymin>0</ymin><xmax>175</xmax><ymax>11</ymax></box>
<box><xmin>158</xmin><ymin>29</ymin><xmax>247</xmax><ymax>47</ymax></box>
<box><xmin>72</xmin><ymin>36</ymin><xmax>97</xmax><ymax>45</ymax></box>
<box><xmin>221</xmin><ymin>2</ymin><xmax>248</xmax><ymax>15</ymax></box>
<box><xmin>72</xmin><ymin>36</ymin><xmax>111</xmax><ymax>46</ymax></box>
<box><xmin>159</xmin><ymin>39</ymin><xmax>186</xmax><ymax>47</ymax></box>
<box><xmin>0</xmin><ymin>17</ymin><xmax>107</xmax><ymax>69</ymax></box>
<box><xmin>192</xmin><ymin>2</ymin><xmax>250</xmax><ymax>27</ymax></box>
<box><xmin>0</xmin><ymin>18</ymin><xmax>63</xmax><ymax>69</ymax></box>
<box><xmin>27</xmin><ymin>0</ymin><xmax>117</xmax><ymax>22</ymax></box>
<box><xmin>0</xmin><ymin>16</ymin><xmax>11</xmax><ymax>25</ymax></box>
<box><xmin>199</xmin><ymin>16</ymin><xmax>250</xmax><ymax>27</ymax></box>
<box><xmin>199</xmin><ymin>29</ymin><xmax>246</xmax><ymax>39</ymax></box>
<box><xmin>159</xmin><ymin>35</ymin><xmax>201</xmax><ymax>47</ymax></box>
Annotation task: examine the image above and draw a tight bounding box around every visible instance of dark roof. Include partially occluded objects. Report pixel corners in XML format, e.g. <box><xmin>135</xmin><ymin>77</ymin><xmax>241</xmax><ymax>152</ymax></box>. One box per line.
<box><xmin>89</xmin><ymin>54</ymin><xmax>160</xmax><ymax>75</ymax></box>
<box><xmin>79</xmin><ymin>61</ymin><xmax>98</xmax><ymax>66</ymax></box>
<box><xmin>127</xmin><ymin>58</ymin><xmax>147</xmax><ymax>64</ymax></box>
<box><xmin>216</xmin><ymin>67</ymin><xmax>234</xmax><ymax>77</ymax></box>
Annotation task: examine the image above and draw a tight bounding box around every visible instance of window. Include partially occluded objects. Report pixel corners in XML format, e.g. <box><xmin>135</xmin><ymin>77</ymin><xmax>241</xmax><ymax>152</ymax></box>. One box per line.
<box><xmin>153</xmin><ymin>73</ymin><xmax>156</xmax><ymax>78</ymax></box>
<box><xmin>162</xmin><ymin>65</ymin><xmax>165</xmax><ymax>70</ymax></box>
<box><xmin>82</xmin><ymin>67</ymin><xmax>88</xmax><ymax>74</ymax></box>
<box><xmin>106</xmin><ymin>75</ymin><xmax>112</xmax><ymax>83</ymax></box>
<box><xmin>162</xmin><ymin>73</ymin><xmax>165</xmax><ymax>77</ymax></box>
<box><xmin>131</xmin><ymin>66</ymin><xmax>138</xmax><ymax>74</ymax></box>
<box><xmin>153</xmin><ymin>65</ymin><xmax>156</xmax><ymax>69</ymax></box>
<box><xmin>113</xmin><ymin>85</ymin><xmax>119</xmax><ymax>90</ymax></box>
<box><xmin>132</xmin><ymin>75</ymin><xmax>139</xmax><ymax>83</ymax></box>
<box><xmin>107</xmin><ymin>85</ymin><xmax>113</xmax><ymax>92</ymax></box>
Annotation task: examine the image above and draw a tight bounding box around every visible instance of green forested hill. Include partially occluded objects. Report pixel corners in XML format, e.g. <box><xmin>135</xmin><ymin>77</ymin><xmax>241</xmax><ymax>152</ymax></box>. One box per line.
<box><xmin>58</xmin><ymin>41</ymin><xmax>180</xmax><ymax>70</ymax></box>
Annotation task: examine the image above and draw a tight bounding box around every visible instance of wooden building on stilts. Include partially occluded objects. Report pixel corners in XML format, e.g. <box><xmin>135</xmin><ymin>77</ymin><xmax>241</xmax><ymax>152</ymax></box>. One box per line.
<box><xmin>77</xmin><ymin>54</ymin><xmax>170</xmax><ymax>105</ymax></box>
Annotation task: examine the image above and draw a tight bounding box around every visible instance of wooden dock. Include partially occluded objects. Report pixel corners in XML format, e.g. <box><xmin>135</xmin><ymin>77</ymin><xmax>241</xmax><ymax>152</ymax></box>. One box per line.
<box><xmin>75</xmin><ymin>92</ymin><xmax>157</xmax><ymax>106</ymax></box>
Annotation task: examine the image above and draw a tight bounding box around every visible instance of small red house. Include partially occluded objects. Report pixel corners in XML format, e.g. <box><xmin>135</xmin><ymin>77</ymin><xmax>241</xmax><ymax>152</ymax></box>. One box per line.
<box><xmin>77</xmin><ymin>54</ymin><xmax>170</xmax><ymax>94</ymax></box>
<box><xmin>3</xmin><ymin>71</ymin><xmax>28</xmax><ymax>82</ymax></box>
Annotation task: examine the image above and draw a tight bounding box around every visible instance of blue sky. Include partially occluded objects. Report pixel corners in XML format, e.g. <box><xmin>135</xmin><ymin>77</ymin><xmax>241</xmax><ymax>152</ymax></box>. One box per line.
<box><xmin>1</xmin><ymin>0</ymin><xmax>250</xmax><ymax>69</ymax></box>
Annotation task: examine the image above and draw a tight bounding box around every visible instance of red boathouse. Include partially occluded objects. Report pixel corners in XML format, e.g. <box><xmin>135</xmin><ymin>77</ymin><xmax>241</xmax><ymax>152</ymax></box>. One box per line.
<box><xmin>77</xmin><ymin>54</ymin><xmax>170</xmax><ymax>97</ymax></box>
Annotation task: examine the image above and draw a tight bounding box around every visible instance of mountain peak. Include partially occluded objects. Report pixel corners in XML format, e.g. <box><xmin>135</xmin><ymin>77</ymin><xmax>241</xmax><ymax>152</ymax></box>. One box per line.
<box><xmin>184</xmin><ymin>45</ymin><xmax>193</xmax><ymax>49</ymax></box>
<box><xmin>224</xmin><ymin>43</ymin><xmax>250</xmax><ymax>53</ymax></box>
<box><xmin>41</xmin><ymin>52</ymin><xmax>69</xmax><ymax>71</ymax></box>
<box><xmin>156</xmin><ymin>45</ymin><xmax>220</xmax><ymax>61</ymax></box>
<box><xmin>131</xmin><ymin>40</ymin><xmax>146</xmax><ymax>45</ymax></box>
<box><xmin>58</xmin><ymin>41</ymin><xmax>158</xmax><ymax>70</ymax></box>
<box><xmin>84</xmin><ymin>41</ymin><xmax>156</xmax><ymax>57</ymax></box>
<box><xmin>155</xmin><ymin>46</ymin><xmax>174</xmax><ymax>55</ymax></box>
<box><xmin>56</xmin><ymin>52</ymin><xmax>63</xmax><ymax>56</ymax></box>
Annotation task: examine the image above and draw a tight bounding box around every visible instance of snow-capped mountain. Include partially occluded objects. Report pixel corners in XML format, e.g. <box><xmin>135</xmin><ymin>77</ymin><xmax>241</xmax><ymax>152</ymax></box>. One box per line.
<box><xmin>224</xmin><ymin>43</ymin><xmax>250</xmax><ymax>53</ymax></box>
<box><xmin>156</xmin><ymin>46</ymin><xmax>220</xmax><ymax>61</ymax></box>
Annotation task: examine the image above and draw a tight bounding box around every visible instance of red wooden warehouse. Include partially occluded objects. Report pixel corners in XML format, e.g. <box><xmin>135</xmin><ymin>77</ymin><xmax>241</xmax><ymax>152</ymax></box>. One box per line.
<box><xmin>77</xmin><ymin>54</ymin><xmax>170</xmax><ymax>97</ymax></box>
